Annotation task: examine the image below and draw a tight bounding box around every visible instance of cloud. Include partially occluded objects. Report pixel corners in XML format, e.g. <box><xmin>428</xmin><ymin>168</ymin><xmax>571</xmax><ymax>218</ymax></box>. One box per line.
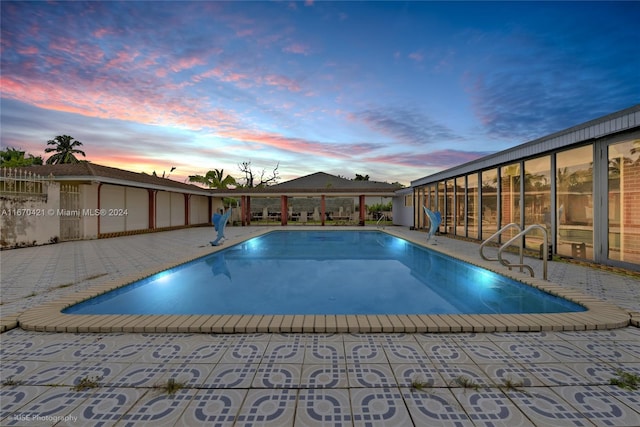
<box><xmin>366</xmin><ymin>149</ymin><xmax>491</xmax><ymax>169</ymax></box>
<box><xmin>283</xmin><ymin>43</ymin><xmax>310</xmax><ymax>55</ymax></box>
<box><xmin>350</xmin><ymin>108</ymin><xmax>463</xmax><ymax>147</ymax></box>
<box><xmin>408</xmin><ymin>51</ymin><xmax>424</xmax><ymax>62</ymax></box>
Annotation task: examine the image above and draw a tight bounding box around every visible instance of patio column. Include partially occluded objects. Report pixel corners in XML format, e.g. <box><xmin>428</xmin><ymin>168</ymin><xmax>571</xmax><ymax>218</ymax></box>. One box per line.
<box><xmin>359</xmin><ymin>195</ymin><xmax>366</xmax><ymax>226</ymax></box>
<box><xmin>148</xmin><ymin>189</ymin><xmax>156</xmax><ymax>229</ymax></box>
<box><xmin>184</xmin><ymin>194</ymin><xmax>190</xmax><ymax>226</ymax></box>
<box><xmin>321</xmin><ymin>195</ymin><xmax>326</xmax><ymax>226</ymax></box>
<box><xmin>240</xmin><ymin>196</ymin><xmax>246</xmax><ymax>226</ymax></box>
<box><xmin>246</xmin><ymin>196</ymin><xmax>251</xmax><ymax>225</ymax></box>
<box><xmin>281</xmin><ymin>195</ymin><xmax>288</xmax><ymax>226</ymax></box>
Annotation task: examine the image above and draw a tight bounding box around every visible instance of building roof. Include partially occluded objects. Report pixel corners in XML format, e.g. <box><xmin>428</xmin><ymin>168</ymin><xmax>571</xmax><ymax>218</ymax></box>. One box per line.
<box><xmin>411</xmin><ymin>104</ymin><xmax>640</xmax><ymax>187</ymax></box>
<box><xmin>3</xmin><ymin>164</ymin><xmax>402</xmax><ymax>197</ymax></box>
<box><xmin>6</xmin><ymin>162</ymin><xmax>210</xmax><ymax>194</ymax></box>
<box><xmin>230</xmin><ymin>172</ymin><xmax>401</xmax><ymax>196</ymax></box>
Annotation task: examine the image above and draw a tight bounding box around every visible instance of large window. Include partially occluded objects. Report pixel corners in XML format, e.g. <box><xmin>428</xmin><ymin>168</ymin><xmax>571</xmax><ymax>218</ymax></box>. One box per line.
<box><xmin>481</xmin><ymin>169</ymin><xmax>498</xmax><ymax>240</ymax></box>
<box><xmin>524</xmin><ymin>156</ymin><xmax>551</xmax><ymax>250</ymax></box>
<box><xmin>466</xmin><ymin>173</ymin><xmax>479</xmax><ymax>239</ymax></box>
<box><xmin>437</xmin><ymin>181</ymin><xmax>446</xmax><ymax>233</ymax></box>
<box><xmin>608</xmin><ymin>139</ymin><xmax>640</xmax><ymax>264</ymax></box>
<box><xmin>445</xmin><ymin>179</ymin><xmax>454</xmax><ymax>234</ymax></box>
<box><xmin>557</xmin><ymin>145</ymin><xmax>593</xmax><ymax>259</ymax></box>
<box><xmin>500</xmin><ymin>163</ymin><xmax>521</xmax><ymax>241</ymax></box>
<box><xmin>454</xmin><ymin>177</ymin><xmax>465</xmax><ymax>236</ymax></box>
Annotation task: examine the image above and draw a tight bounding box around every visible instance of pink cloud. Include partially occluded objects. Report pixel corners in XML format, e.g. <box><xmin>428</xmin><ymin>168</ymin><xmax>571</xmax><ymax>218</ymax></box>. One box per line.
<box><xmin>283</xmin><ymin>43</ymin><xmax>310</xmax><ymax>55</ymax></box>
<box><xmin>408</xmin><ymin>51</ymin><xmax>424</xmax><ymax>62</ymax></box>
<box><xmin>263</xmin><ymin>74</ymin><xmax>301</xmax><ymax>92</ymax></box>
<box><xmin>170</xmin><ymin>56</ymin><xmax>206</xmax><ymax>73</ymax></box>
<box><xmin>17</xmin><ymin>46</ymin><xmax>39</xmax><ymax>55</ymax></box>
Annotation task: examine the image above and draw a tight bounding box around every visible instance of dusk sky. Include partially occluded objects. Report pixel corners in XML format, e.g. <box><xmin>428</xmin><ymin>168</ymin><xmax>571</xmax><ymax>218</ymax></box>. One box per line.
<box><xmin>1</xmin><ymin>1</ymin><xmax>638</xmax><ymax>186</ymax></box>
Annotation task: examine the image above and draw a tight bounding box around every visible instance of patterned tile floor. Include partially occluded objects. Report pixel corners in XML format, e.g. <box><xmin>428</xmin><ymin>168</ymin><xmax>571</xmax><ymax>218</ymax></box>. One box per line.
<box><xmin>1</xmin><ymin>226</ymin><xmax>639</xmax><ymax>426</ymax></box>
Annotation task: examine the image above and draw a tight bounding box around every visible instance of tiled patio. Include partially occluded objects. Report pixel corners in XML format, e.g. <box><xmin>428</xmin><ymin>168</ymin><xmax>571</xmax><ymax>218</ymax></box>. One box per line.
<box><xmin>1</xmin><ymin>226</ymin><xmax>639</xmax><ymax>426</ymax></box>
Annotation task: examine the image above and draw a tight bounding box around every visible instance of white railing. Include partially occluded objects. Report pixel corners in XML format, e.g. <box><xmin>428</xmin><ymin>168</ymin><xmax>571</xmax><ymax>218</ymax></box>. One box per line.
<box><xmin>0</xmin><ymin>168</ymin><xmax>48</xmax><ymax>196</ymax></box>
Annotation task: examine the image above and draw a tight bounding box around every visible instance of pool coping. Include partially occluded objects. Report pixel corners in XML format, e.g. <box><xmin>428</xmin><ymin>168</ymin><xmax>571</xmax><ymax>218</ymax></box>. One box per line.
<box><xmin>17</xmin><ymin>227</ymin><xmax>631</xmax><ymax>334</ymax></box>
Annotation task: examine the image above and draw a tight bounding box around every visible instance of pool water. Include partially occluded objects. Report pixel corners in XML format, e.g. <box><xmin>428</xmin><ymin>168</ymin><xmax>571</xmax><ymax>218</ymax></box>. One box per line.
<box><xmin>64</xmin><ymin>231</ymin><xmax>585</xmax><ymax>315</ymax></box>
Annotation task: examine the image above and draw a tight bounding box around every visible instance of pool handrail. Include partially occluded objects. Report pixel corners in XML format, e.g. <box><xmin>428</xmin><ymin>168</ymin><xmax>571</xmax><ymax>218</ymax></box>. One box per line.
<box><xmin>480</xmin><ymin>223</ymin><xmax>522</xmax><ymax>264</ymax></box>
<box><xmin>497</xmin><ymin>224</ymin><xmax>549</xmax><ymax>280</ymax></box>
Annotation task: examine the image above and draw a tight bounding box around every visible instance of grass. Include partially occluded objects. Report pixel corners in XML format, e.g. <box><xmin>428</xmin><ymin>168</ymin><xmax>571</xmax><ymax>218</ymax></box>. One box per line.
<box><xmin>156</xmin><ymin>378</ymin><xmax>185</xmax><ymax>395</ymax></box>
<box><xmin>610</xmin><ymin>369</ymin><xmax>640</xmax><ymax>391</ymax></box>
<box><xmin>410</xmin><ymin>375</ymin><xmax>432</xmax><ymax>392</ymax></box>
<box><xmin>2</xmin><ymin>376</ymin><xmax>22</xmax><ymax>386</ymax></box>
<box><xmin>451</xmin><ymin>375</ymin><xmax>480</xmax><ymax>391</ymax></box>
<box><xmin>71</xmin><ymin>375</ymin><xmax>102</xmax><ymax>392</ymax></box>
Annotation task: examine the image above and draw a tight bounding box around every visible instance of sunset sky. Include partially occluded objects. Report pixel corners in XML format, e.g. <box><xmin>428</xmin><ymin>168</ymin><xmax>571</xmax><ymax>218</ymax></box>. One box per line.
<box><xmin>1</xmin><ymin>1</ymin><xmax>638</xmax><ymax>186</ymax></box>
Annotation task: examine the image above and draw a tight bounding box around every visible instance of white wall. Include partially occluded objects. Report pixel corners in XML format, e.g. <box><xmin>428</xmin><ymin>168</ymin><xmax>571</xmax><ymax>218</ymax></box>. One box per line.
<box><xmin>100</xmin><ymin>184</ymin><xmax>126</xmax><ymax>233</ymax></box>
<box><xmin>392</xmin><ymin>194</ymin><xmax>413</xmax><ymax>227</ymax></box>
<box><xmin>125</xmin><ymin>187</ymin><xmax>149</xmax><ymax>231</ymax></box>
<box><xmin>190</xmin><ymin>195</ymin><xmax>209</xmax><ymax>225</ymax></box>
<box><xmin>170</xmin><ymin>192</ymin><xmax>185</xmax><ymax>226</ymax></box>
<box><xmin>0</xmin><ymin>182</ymin><xmax>60</xmax><ymax>248</ymax></box>
<box><xmin>156</xmin><ymin>191</ymin><xmax>171</xmax><ymax>228</ymax></box>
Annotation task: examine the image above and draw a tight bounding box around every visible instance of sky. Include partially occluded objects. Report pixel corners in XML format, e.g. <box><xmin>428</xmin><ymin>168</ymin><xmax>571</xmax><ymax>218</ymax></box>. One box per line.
<box><xmin>1</xmin><ymin>1</ymin><xmax>638</xmax><ymax>186</ymax></box>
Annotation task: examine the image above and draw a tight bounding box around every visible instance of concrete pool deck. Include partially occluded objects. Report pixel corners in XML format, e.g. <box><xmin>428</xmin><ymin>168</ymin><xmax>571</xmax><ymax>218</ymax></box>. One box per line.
<box><xmin>6</xmin><ymin>226</ymin><xmax>633</xmax><ymax>335</ymax></box>
<box><xmin>1</xmin><ymin>225</ymin><xmax>639</xmax><ymax>426</ymax></box>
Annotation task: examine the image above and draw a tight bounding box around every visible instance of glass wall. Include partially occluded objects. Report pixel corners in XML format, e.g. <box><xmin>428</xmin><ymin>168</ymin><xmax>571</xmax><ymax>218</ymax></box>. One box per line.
<box><xmin>556</xmin><ymin>145</ymin><xmax>593</xmax><ymax>259</ymax></box>
<box><xmin>524</xmin><ymin>156</ymin><xmax>551</xmax><ymax>250</ymax></box>
<box><xmin>608</xmin><ymin>139</ymin><xmax>640</xmax><ymax>264</ymax></box>
<box><xmin>466</xmin><ymin>173</ymin><xmax>479</xmax><ymax>239</ymax></box>
<box><xmin>500</xmin><ymin>163</ymin><xmax>521</xmax><ymax>241</ymax></box>
<box><xmin>445</xmin><ymin>179</ymin><xmax>454</xmax><ymax>234</ymax></box>
<box><xmin>454</xmin><ymin>177</ymin><xmax>465</xmax><ymax>236</ymax></box>
<box><xmin>437</xmin><ymin>181</ymin><xmax>446</xmax><ymax>233</ymax></box>
<box><xmin>481</xmin><ymin>169</ymin><xmax>498</xmax><ymax>240</ymax></box>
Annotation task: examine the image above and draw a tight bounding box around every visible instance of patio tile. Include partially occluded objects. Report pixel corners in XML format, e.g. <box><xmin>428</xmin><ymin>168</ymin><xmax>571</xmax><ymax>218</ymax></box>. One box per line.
<box><xmin>505</xmin><ymin>387</ymin><xmax>594</xmax><ymax>426</ymax></box>
<box><xmin>262</xmin><ymin>341</ymin><xmax>306</xmax><ymax>363</ymax></box>
<box><xmin>304</xmin><ymin>340</ymin><xmax>346</xmax><ymax>364</ymax></box>
<box><xmin>0</xmin><ymin>385</ymin><xmax>48</xmax><ymax>421</ymax></box>
<box><xmin>252</xmin><ymin>363</ymin><xmax>302</xmax><ymax>389</ymax></box>
<box><xmin>1</xmin><ymin>386</ymin><xmax>92</xmax><ymax>426</ymax></box>
<box><xmin>477</xmin><ymin>362</ymin><xmax>541</xmax><ymax>387</ymax></box>
<box><xmin>348</xmin><ymin>363</ymin><xmax>396</xmax><ymax>388</ymax></box>
<box><xmin>401</xmin><ymin>387</ymin><xmax>473</xmax><ymax>426</ymax></box>
<box><xmin>534</xmin><ymin>341</ymin><xmax>600</xmax><ymax>363</ymax></box>
<box><xmin>494</xmin><ymin>340</ymin><xmax>557</xmax><ymax>363</ymax></box>
<box><xmin>0</xmin><ymin>361</ymin><xmax>43</xmax><ymax>383</ymax></box>
<box><xmin>524</xmin><ymin>363</ymin><xmax>593</xmax><ymax>387</ymax></box>
<box><xmin>157</xmin><ymin>363</ymin><xmax>215</xmax><ymax>388</ymax></box>
<box><xmin>219</xmin><ymin>340</ymin><xmax>267</xmax><ymax>364</ymax></box>
<box><xmin>382</xmin><ymin>340</ymin><xmax>431</xmax><ymax>364</ymax></box>
<box><xmin>344</xmin><ymin>340</ymin><xmax>388</xmax><ymax>364</ymax></box>
<box><xmin>350</xmin><ymin>387</ymin><xmax>412</xmax><ymax>427</ymax></box>
<box><xmin>202</xmin><ymin>363</ymin><xmax>257</xmax><ymax>389</ymax></box>
<box><xmin>109</xmin><ymin>363</ymin><xmax>170</xmax><ymax>388</ymax></box>
<box><xmin>296</xmin><ymin>389</ymin><xmax>353</xmax><ymax>426</ymax></box>
<box><xmin>450</xmin><ymin>387</ymin><xmax>535</xmax><ymax>427</ymax></box>
<box><xmin>421</xmin><ymin>340</ymin><xmax>476</xmax><ymax>364</ymax></box>
<box><xmin>117</xmin><ymin>388</ymin><xmax>195</xmax><ymax>427</ymax></box>
<box><xmin>571</xmin><ymin>340</ymin><xmax>640</xmax><ymax>364</ymax></box>
<box><xmin>234</xmin><ymin>389</ymin><xmax>297</xmax><ymax>426</ymax></box>
<box><xmin>173</xmin><ymin>388</ymin><xmax>246</xmax><ymax>426</ymax></box>
<box><xmin>300</xmin><ymin>364</ymin><xmax>349</xmax><ymax>388</ymax></box>
<box><xmin>391</xmin><ymin>363</ymin><xmax>447</xmax><ymax>388</ymax></box>
<box><xmin>449</xmin><ymin>341</ymin><xmax>508</xmax><ymax>364</ymax></box>
<box><xmin>433</xmin><ymin>363</ymin><xmax>494</xmax><ymax>388</ymax></box>
<box><xmin>65</xmin><ymin>386</ymin><xmax>146</xmax><ymax>426</ymax></box>
<box><xmin>556</xmin><ymin>385</ymin><xmax>640</xmax><ymax>427</ymax></box>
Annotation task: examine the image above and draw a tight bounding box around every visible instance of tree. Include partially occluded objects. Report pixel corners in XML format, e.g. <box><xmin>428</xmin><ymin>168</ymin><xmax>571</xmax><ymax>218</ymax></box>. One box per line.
<box><xmin>354</xmin><ymin>174</ymin><xmax>370</xmax><ymax>181</ymax></box>
<box><xmin>0</xmin><ymin>147</ymin><xmax>43</xmax><ymax>167</ymax></box>
<box><xmin>238</xmin><ymin>161</ymin><xmax>280</xmax><ymax>188</ymax></box>
<box><xmin>189</xmin><ymin>169</ymin><xmax>237</xmax><ymax>189</ymax></box>
<box><xmin>44</xmin><ymin>135</ymin><xmax>86</xmax><ymax>164</ymax></box>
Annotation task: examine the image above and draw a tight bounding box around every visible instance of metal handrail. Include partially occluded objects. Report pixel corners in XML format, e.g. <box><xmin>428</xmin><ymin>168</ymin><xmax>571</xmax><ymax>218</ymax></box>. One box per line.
<box><xmin>479</xmin><ymin>223</ymin><xmax>522</xmax><ymax>264</ymax></box>
<box><xmin>376</xmin><ymin>213</ymin><xmax>388</xmax><ymax>229</ymax></box>
<box><xmin>497</xmin><ymin>224</ymin><xmax>549</xmax><ymax>280</ymax></box>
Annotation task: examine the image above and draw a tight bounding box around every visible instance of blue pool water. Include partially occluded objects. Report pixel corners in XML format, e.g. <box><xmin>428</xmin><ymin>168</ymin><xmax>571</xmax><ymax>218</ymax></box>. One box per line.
<box><xmin>64</xmin><ymin>231</ymin><xmax>585</xmax><ymax>315</ymax></box>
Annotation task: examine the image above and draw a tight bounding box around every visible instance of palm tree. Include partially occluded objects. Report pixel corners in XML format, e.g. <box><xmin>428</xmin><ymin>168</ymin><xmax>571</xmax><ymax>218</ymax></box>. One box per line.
<box><xmin>45</xmin><ymin>135</ymin><xmax>86</xmax><ymax>164</ymax></box>
<box><xmin>189</xmin><ymin>169</ymin><xmax>237</xmax><ymax>189</ymax></box>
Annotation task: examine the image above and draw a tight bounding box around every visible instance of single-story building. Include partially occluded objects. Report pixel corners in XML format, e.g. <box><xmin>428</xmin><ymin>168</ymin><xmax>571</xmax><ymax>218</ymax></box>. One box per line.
<box><xmin>396</xmin><ymin>104</ymin><xmax>639</xmax><ymax>271</ymax></box>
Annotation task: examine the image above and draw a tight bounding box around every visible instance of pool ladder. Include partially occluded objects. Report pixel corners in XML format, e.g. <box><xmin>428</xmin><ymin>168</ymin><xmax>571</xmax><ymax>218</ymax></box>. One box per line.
<box><xmin>376</xmin><ymin>213</ymin><xmax>388</xmax><ymax>229</ymax></box>
<box><xmin>479</xmin><ymin>223</ymin><xmax>548</xmax><ymax>280</ymax></box>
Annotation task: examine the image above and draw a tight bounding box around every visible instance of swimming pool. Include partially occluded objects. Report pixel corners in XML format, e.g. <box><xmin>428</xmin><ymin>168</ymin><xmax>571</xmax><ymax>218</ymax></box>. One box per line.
<box><xmin>63</xmin><ymin>230</ymin><xmax>585</xmax><ymax>316</ymax></box>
